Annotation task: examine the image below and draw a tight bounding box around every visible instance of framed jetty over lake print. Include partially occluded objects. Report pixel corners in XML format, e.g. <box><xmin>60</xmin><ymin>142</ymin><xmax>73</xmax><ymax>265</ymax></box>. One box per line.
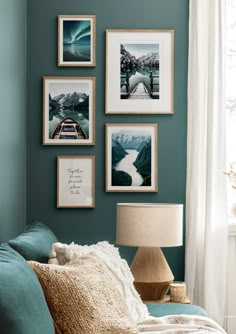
<box><xmin>57</xmin><ymin>156</ymin><xmax>95</xmax><ymax>208</ymax></box>
<box><xmin>43</xmin><ymin>77</ymin><xmax>95</xmax><ymax>145</ymax></box>
<box><xmin>58</xmin><ymin>15</ymin><xmax>96</xmax><ymax>67</ymax></box>
<box><xmin>106</xmin><ymin>30</ymin><xmax>174</xmax><ymax>114</ymax></box>
<box><xmin>106</xmin><ymin>124</ymin><xmax>158</xmax><ymax>192</ymax></box>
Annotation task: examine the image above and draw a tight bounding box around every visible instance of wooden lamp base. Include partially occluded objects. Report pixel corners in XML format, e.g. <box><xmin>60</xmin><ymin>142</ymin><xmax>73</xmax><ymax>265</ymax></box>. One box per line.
<box><xmin>134</xmin><ymin>281</ymin><xmax>172</xmax><ymax>301</ymax></box>
<box><xmin>131</xmin><ymin>247</ymin><xmax>174</xmax><ymax>301</ymax></box>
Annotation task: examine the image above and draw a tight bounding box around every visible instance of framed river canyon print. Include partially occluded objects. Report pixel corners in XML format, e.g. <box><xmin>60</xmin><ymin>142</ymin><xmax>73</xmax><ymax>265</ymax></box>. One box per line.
<box><xmin>58</xmin><ymin>15</ymin><xmax>96</xmax><ymax>67</ymax></box>
<box><xmin>106</xmin><ymin>30</ymin><xmax>174</xmax><ymax>114</ymax></box>
<box><xmin>57</xmin><ymin>156</ymin><xmax>95</xmax><ymax>208</ymax></box>
<box><xmin>43</xmin><ymin>77</ymin><xmax>95</xmax><ymax>145</ymax></box>
<box><xmin>106</xmin><ymin>124</ymin><xmax>158</xmax><ymax>192</ymax></box>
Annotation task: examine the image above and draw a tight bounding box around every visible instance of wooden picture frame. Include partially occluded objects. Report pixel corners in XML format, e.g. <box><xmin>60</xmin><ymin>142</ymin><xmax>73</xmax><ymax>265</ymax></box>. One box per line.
<box><xmin>43</xmin><ymin>76</ymin><xmax>95</xmax><ymax>145</ymax></box>
<box><xmin>106</xmin><ymin>30</ymin><xmax>174</xmax><ymax>114</ymax></box>
<box><xmin>58</xmin><ymin>15</ymin><xmax>96</xmax><ymax>67</ymax></box>
<box><xmin>57</xmin><ymin>156</ymin><xmax>95</xmax><ymax>208</ymax></box>
<box><xmin>106</xmin><ymin>123</ymin><xmax>158</xmax><ymax>192</ymax></box>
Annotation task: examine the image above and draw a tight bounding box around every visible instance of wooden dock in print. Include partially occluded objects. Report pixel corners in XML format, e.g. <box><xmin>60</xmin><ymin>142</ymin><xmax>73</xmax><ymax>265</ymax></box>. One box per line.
<box><xmin>120</xmin><ymin>71</ymin><xmax>159</xmax><ymax>99</ymax></box>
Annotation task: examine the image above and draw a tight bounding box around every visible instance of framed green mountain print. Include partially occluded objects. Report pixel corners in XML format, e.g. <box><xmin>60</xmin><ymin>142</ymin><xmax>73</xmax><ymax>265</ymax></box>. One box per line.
<box><xmin>106</xmin><ymin>123</ymin><xmax>158</xmax><ymax>192</ymax></box>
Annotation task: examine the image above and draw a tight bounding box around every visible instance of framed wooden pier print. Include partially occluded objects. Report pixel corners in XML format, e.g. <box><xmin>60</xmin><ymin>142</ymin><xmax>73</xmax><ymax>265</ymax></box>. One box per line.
<box><xmin>57</xmin><ymin>156</ymin><xmax>95</xmax><ymax>208</ymax></box>
<box><xmin>43</xmin><ymin>77</ymin><xmax>95</xmax><ymax>145</ymax></box>
<box><xmin>106</xmin><ymin>30</ymin><xmax>174</xmax><ymax>114</ymax></box>
<box><xmin>106</xmin><ymin>124</ymin><xmax>158</xmax><ymax>192</ymax></box>
<box><xmin>58</xmin><ymin>15</ymin><xmax>96</xmax><ymax>67</ymax></box>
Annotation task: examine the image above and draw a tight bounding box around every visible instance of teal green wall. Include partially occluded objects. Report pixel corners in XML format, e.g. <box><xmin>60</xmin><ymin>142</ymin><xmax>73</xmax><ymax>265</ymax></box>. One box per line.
<box><xmin>27</xmin><ymin>0</ymin><xmax>188</xmax><ymax>279</ymax></box>
<box><xmin>0</xmin><ymin>0</ymin><xmax>27</xmax><ymax>242</ymax></box>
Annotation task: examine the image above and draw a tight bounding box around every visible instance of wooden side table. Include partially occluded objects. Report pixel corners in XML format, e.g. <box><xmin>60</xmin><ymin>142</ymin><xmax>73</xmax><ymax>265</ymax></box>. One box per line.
<box><xmin>144</xmin><ymin>295</ymin><xmax>191</xmax><ymax>304</ymax></box>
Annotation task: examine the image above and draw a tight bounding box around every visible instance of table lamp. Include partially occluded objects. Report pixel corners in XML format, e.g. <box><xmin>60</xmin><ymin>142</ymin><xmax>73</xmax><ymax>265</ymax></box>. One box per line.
<box><xmin>116</xmin><ymin>203</ymin><xmax>183</xmax><ymax>301</ymax></box>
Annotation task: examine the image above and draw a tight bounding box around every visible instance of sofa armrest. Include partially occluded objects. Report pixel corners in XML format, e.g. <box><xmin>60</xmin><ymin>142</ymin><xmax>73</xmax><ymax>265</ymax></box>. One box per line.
<box><xmin>146</xmin><ymin>303</ymin><xmax>207</xmax><ymax>317</ymax></box>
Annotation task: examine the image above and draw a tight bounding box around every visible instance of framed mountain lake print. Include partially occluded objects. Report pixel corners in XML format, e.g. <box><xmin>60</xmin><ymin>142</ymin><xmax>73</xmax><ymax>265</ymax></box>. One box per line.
<box><xmin>58</xmin><ymin>15</ymin><xmax>96</xmax><ymax>66</ymax></box>
<box><xmin>43</xmin><ymin>77</ymin><xmax>95</xmax><ymax>145</ymax></box>
<box><xmin>106</xmin><ymin>30</ymin><xmax>174</xmax><ymax>114</ymax></box>
<box><xmin>106</xmin><ymin>124</ymin><xmax>158</xmax><ymax>192</ymax></box>
<box><xmin>57</xmin><ymin>156</ymin><xmax>95</xmax><ymax>208</ymax></box>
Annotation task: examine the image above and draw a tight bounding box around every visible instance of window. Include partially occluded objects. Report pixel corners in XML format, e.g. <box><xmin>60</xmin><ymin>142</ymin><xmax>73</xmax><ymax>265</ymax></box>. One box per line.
<box><xmin>226</xmin><ymin>0</ymin><xmax>236</xmax><ymax>195</ymax></box>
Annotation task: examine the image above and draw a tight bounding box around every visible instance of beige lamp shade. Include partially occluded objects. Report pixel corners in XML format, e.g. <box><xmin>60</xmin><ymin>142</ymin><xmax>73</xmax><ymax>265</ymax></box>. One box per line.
<box><xmin>116</xmin><ymin>203</ymin><xmax>183</xmax><ymax>247</ymax></box>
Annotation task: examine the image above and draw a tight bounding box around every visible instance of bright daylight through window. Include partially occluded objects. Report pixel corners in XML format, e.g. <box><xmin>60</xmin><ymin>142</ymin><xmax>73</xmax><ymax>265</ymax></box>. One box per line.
<box><xmin>226</xmin><ymin>0</ymin><xmax>236</xmax><ymax>208</ymax></box>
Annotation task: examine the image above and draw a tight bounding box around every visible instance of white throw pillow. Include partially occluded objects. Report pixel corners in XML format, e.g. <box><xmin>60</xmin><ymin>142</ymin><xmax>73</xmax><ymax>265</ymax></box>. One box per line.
<box><xmin>49</xmin><ymin>241</ymin><xmax>149</xmax><ymax>323</ymax></box>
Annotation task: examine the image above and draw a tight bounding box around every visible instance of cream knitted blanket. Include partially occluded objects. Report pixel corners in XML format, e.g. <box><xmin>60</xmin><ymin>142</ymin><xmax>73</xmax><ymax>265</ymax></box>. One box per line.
<box><xmin>137</xmin><ymin>314</ymin><xmax>227</xmax><ymax>334</ymax></box>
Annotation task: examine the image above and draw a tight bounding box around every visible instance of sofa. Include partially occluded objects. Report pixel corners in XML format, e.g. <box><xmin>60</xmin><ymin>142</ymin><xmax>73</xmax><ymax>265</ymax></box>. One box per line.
<box><xmin>0</xmin><ymin>221</ymin><xmax>206</xmax><ymax>334</ymax></box>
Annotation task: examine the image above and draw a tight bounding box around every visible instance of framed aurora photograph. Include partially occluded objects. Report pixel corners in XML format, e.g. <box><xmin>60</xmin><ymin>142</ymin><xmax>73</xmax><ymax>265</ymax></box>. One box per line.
<box><xmin>43</xmin><ymin>76</ymin><xmax>95</xmax><ymax>145</ymax></box>
<box><xmin>106</xmin><ymin>123</ymin><xmax>158</xmax><ymax>192</ymax></box>
<box><xmin>106</xmin><ymin>30</ymin><xmax>174</xmax><ymax>114</ymax></box>
<box><xmin>58</xmin><ymin>15</ymin><xmax>96</xmax><ymax>67</ymax></box>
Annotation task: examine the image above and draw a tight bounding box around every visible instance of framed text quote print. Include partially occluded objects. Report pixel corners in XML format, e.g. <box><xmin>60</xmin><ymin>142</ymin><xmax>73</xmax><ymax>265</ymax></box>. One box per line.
<box><xmin>57</xmin><ymin>156</ymin><xmax>95</xmax><ymax>208</ymax></box>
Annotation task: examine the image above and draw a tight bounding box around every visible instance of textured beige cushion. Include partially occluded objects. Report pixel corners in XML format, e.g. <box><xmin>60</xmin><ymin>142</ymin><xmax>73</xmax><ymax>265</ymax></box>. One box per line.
<box><xmin>49</xmin><ymin>241</ymin><xmax>149</xmax><ymax>323</ymax></box>
<box><xmin>29</xmin><ymin>254</ymin><xmax>138</xmax><ymax>334</ymax></box>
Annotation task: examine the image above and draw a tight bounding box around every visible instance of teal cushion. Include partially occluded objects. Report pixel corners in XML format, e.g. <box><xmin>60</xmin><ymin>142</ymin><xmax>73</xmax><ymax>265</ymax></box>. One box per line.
<box><xmin>146</xmin><ymin>303</ymin><xmax>207</xmax><ymax>317</ymax></box>
<box><xmin>0</xmin><ymin>244</ymin><xmax>54</xmax><ymax>334</ymax></box>
<box><xmin>8</xmin><ymin>221</ymin><xmax>58</xmax><ymax>263</ymax></box>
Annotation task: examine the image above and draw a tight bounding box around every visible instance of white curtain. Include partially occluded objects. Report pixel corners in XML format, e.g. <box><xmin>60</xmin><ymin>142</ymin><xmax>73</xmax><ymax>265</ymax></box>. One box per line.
<box><xmin>185</xmin><ymin>0</ymin><xmax>228</xmax><ymax>326</ymax></box>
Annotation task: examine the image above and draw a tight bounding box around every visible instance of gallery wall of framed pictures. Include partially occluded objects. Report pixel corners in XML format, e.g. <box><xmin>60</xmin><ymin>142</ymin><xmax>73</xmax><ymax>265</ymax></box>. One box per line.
<box><xmin>42</xmin><ymin>15</ymin><xmax>174</xmax><ymax>207</ymax></box>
